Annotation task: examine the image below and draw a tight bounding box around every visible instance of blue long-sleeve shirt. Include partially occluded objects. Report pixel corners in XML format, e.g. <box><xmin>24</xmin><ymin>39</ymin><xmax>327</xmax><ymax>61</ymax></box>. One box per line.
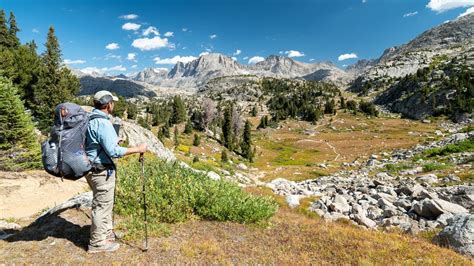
<box><xmin>86</xmin><ymin>109</ymin><xmax>127</xmax><ymax>165</ymax></box>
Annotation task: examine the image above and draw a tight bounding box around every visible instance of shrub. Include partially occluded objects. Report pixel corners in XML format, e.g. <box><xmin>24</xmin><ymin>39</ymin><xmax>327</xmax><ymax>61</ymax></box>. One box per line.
<box><xmin>193</xmin><ymin>134</ymin><xmax>201</xmax><ymax>146</ymax></box>
<box><xmin>422</xmin><ymin>162</ymin><xmax>451</xmax><ymax>172</ymax></box>
<box><xmin>115</xmin><ymin>155</ymin><xmax>278</xmax><ymax>225</ymax></box>
<box><xmin>359</xmin><ymin>101</ymin><xmax>379</xmax><ymax>116</ymax></box>
<box><xmin>423</xmin><ymin>138</ymin><xmax>474</xmax><ymax>157</ymax></box>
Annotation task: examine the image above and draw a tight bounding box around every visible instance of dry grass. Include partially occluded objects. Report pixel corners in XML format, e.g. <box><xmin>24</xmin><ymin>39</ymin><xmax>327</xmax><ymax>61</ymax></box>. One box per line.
<box><xmin>1</xmin><ymin>202</ymin><xmax>471</xmax><ymax>264</ymax></box>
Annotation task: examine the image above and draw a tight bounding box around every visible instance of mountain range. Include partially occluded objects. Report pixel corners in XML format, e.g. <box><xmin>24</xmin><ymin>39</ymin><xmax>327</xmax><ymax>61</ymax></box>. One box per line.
<box><xmin>75</xmin><ymin>13</ymin><xmax>473</xmax><ymax>101</ymax></box>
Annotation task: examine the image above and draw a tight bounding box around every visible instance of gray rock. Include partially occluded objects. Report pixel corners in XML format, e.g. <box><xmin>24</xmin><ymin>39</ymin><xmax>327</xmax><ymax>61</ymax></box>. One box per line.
<box><xmin>412</xmin><ymin>198</ymin><xmax>468</xmax><ymax>219</ymax></box>
<box><xmin>207</xmin><ymin>171</ymin><xmax>221</xmax><ymax>180</ymax></box>
<box><xmin>286</xmin><ymin>195</ymin><xmax>301</xmax><ymax>209</ymax></box>
<box><xmin>417</xmin><ymin>174</ymin><xmax>438</xmax><ymax>184</ymax></box>
<box><xmin>434</xmin><ymin>214</ymin><xmax>474</xmax><ymax>257</ymax></box>
<box><xmin>35</xmin><ymin>192</ymin><xmax>93</xmax><ymax>224</ymax></box>
<box><xmin>329</xmin><ymin>195</ymin><xmax>351</xmax><ymax>214</ymax></box>
<box><xmin>436</xmin><ymin>213</ymin><xmax>454</xmax><ymax>227</ymax></box>
<box><xmin>394</xmin><ymin>199</ymin><xmax>412</xmax><ymax>211</ymax></box>
<box><xmin>354</xmin><ymin>214</ymin><xmax>377</xmax><ymax>228</ymax></box>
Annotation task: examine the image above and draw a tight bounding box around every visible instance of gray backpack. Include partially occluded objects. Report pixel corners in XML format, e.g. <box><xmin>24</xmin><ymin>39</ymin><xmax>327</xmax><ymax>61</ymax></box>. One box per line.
<box><xmin>41</xmin><ymin>103</ymin><xmax>103</xmax><ymax>180</ymax></box>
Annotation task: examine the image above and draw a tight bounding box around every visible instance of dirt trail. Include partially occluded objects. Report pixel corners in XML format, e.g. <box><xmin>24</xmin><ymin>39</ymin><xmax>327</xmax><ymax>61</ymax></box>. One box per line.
<box><xmin>0</xmin><ymin>171</ymin><xmax>88</xmax><ymax>219</ymax></box>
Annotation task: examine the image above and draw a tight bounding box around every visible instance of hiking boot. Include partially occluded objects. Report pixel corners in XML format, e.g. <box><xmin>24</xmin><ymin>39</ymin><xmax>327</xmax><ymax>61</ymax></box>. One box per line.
<box><xmin>106</xmin><ymin>231</ymin><xmax>124</xmax><ymax>241</ymax></box>
<box><xmin>87</xmin><ymin>241</ymin><xmax>120</xmax><ymax>254</ymax></box>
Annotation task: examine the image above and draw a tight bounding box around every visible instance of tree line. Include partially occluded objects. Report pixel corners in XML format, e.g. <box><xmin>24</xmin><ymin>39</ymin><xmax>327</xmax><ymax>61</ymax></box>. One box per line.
<box><xmin>0</xmin><ymin>9</ymin><xmax>80</xmax><ymax>170</ymax></box>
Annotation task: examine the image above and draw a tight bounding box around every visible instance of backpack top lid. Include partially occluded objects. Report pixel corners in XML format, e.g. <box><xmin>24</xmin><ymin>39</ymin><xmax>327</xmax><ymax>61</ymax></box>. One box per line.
<box><xmin>54</xmin><ymin>102</ymin><xmax>88</xmax><ymax>129</ymax></box>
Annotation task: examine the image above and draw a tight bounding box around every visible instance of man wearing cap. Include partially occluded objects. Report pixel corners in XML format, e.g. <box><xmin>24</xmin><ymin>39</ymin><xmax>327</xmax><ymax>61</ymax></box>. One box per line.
<box><xmin>85</xmin><ymin>90</ymin><xmax>147</xmax><ymax>253</ymax></box>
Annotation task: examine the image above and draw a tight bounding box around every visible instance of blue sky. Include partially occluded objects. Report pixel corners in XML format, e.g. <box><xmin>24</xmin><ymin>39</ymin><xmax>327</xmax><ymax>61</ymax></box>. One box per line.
<box><xmin>1</xmin><ymin>0</ymin><xmax>473</xmax><ymax>74</ymax></box>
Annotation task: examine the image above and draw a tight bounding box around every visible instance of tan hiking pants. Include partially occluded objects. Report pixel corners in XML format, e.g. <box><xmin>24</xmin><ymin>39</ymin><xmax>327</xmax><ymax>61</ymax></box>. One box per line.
<box><xmin>85</xmin><ymin>169</ymin><xmax>116</xmax><ymax>247</ymax></box>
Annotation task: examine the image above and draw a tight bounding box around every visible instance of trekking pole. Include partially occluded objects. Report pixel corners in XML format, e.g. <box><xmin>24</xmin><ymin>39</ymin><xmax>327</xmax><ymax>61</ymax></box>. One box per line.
<box><xmin>139</xmin><ymin>153</ymin><xmax>148</xmax><ymax>251</ymax></box>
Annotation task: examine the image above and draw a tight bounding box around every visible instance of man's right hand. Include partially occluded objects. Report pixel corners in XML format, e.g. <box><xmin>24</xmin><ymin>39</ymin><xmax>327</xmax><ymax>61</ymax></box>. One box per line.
<box><xmin>137</xmin><ymin>143</ymin><xmax>148</xmax><ymax>154</ymax></box>
<box><xmin>124</xmin><ymin>143</ymin><xmax>148</xmax><ymax>156</ymax></box>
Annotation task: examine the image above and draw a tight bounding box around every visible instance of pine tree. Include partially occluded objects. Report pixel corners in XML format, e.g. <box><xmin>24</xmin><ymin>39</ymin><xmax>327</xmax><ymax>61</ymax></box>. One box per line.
<box><xmin>174</xmin><ymin>125</ymin><xmax>180</xmax><ymax>146</ymax></box>
<box><xmin>184</xmin><ymin>118</ymin><xmax>193</xmax><ymax>134</ymax></box>
<box><xmin>170</xmin><ymin>95</ymin><xmax>186</xmax><ymax>124</ymax></box>
<box><xmin>221</xmin><ymin>150</ymin><xmax>228</xmax><ymax>163</ymax></box>
<box><xmin>193</xmin><ymin>133</ymin><xmax>201</xmax><ymax>146</ymax></box>
<box><xmin>8</xmin><ymin>11</ymin><xmax>20</xmax><ymax>47</ymax></box>
<box><xmin>222</xmin><ymin>107</ymin><xmax>233</xmax><ymax>150</ymax></box>
<box><xmin>0</xmin><ymin>77</ymin><xmax>41</xmax><ymax>171</ymax></box>
<box><xmin>241</xmin><ymin>120</ymin><xmax>253</xmax><ymax>162</ymax></box>
<box><xmin>0</xmin><ymin>10</ymin><xmax>9</xmax><ymax>48</ymax></box>
<box><xmin>33</xmin><ymin>26</ymin><xmax>80</xmax><ymax>131</ymax></box>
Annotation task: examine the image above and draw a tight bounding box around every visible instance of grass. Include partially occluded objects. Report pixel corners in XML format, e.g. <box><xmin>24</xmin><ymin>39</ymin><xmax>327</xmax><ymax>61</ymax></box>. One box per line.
<box><xmin>384</xmin><ymin>163</ymin><xmax>413</xmax><ymax>173</ymax></box>
<box><xmin>422</xmin><ymin>138</ymin><xmax>474</xmax><ymax>157</ymax></box>
<box><xmin>422</xmin><ymin>162</ymin><xmax>452</xmax><ymax>172</ymax></box>
<box><xmin>115</xmin><ymin>154</ymin><xmax>278</xmax><ymax>239</ymax></box>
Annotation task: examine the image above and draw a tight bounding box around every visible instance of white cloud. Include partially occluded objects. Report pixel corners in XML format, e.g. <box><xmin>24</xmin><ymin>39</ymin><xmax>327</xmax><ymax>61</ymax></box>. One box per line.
<box><xmin>278</xmin><ymin>51</ymin><xmax>284</xmax><ymax>54</ymax></box>
<box><xmin>153</xmin><ymin>55</ymin><xmax>197</xmax><ymax>65</ymax></box>
<box><xmin>105</xmin><ymin>54</ymin><xmax>121</xmax><ymax>61</ymax></box>
<box><xmin>105</xmin><ymin>43</ymin><xmax>120</xmax><ymax>50</ymax></box>
<box><xmin>362</xmin><ymin>0</ymin><xmax>367</xmax><ymax>3</ymax></box>
<box><xmin>32</xmin><ymin>28</ymin><xmax>39</xmax><ymax>33</ymax></box>
<box><xmin>309</xmin><ymin>58</ymin><xmax>315</xmax><ymax>62</ymax></box>
<box><xmin>426</xmin><ymin>0</ymin><xmax>474</xmax><ymax>12</ymax></box>
<box><xmin>81</xmin><ymin>65</ymin><xmax>126</xmax><ymax>74</ymax></box>
<box><xmin>119</xmin><ymin>14</ymin><xmax>138</xmax><ymax>20</ymax></box>
<box><xmin>122</xmin><ymin>22</ymin><xmax>141</xmax><ymax>31</ymax></box>
<box><xmin>458</xmin><ymin>6</ymin><xmax>474</xmax><ymax>17</ymax></box>
<box><xmin>210</xmin><ymin>34</ymin><xmax>217</xmax><ymax>39</ymax></box>
<box><xmin>248</xmin><ymin>56</ymin><xmax>265</xmax><ymax>64</ymax></box>
<box><xmin>338</xmin><ymin>53</ymin><xmax>358</xmax><ymax>61</ymax></box>
<box><xmin>231</xmin><ymin>57</ymin><xmax>237</xmax><ymax>61</ymax></box>
<box><xmin>64</xmin><ymin>59</ymin><xmax>86</xmax><ymax>65</ymax></box>
<box><xmin>127</xmin><ymin>53</ymin><xmax>137</xmax><ymax>61</ymax></box>
<box><xmin>143</xmin><ymin>26</ymin><xmax>159</xmax><ymax>36</ymax></box>
<box><xmin>243</xmin><ymin>56</ymin><xmax>249</xmax><ymax>60</ymax></box>
<box><xmin>199</xmin><ymin>52</ymin><xmax>210</xmax><ymax>56</ymax></box>
<box><xmin>403</xmin><ymin>11</ymin><xmax>418</xmax><ymax>17</ymax></box>
<box><xmin>164</xmin><ymin>31</ymin><xmax>174</xmax><ymax>37</ymax></box>
<box><xmin>285</xmin><ymin>50</ymin><xmax>305</xmax><ymax>57</ymax></box>
<box><xmin>131</xmin><ymin>65</ymin><xmax>138</xmax><ymax>69</ymax></box>
<box><xmin>233</xmin><ymin>49</ymin><xmax>241</xmax><ymax>56</ymax></box>
<box><xmin>132</xmin><ymin>36</ymin><xmax>171</xmax><ymax>51</ymax></box>
<box><xmin>182</xmin><ymin>28</ymin><xmax>188</xmax><ymax>32</ymax></box>
<box><xmin>108</xmin><ymin>65</ymin><xmax>126</xmax><ymax>72</ymax></box>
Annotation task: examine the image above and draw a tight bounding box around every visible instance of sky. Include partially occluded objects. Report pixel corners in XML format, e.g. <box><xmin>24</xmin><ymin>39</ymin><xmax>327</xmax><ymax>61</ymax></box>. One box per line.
<box><xmin>1</xmin><ymin>0</ymin><xmax>473</xmax><ymax>75</ymax></box>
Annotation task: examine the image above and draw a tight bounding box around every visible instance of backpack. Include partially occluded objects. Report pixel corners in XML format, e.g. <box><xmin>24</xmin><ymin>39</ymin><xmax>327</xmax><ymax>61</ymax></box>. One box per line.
<box><xmin>41</xmin><ymin>102</ymin><xmax>106</xmax><ymax>180</ymax></box>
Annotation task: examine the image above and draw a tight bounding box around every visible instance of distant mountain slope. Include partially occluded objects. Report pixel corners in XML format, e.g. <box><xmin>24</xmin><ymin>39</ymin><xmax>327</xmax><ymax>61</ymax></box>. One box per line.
<box><xmin>78</xmin><ymin>75</ymin><xmax>157</xmax><ymax>98</ymax></box>
<box><xmin>349</xmin><ymin>13</ymin><xmax>474</xmax><ymax>94</ymax></box>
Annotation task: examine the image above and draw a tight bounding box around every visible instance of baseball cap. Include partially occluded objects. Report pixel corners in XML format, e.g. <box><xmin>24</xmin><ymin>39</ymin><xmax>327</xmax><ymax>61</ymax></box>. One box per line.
<box><xmin>93</xmin><ymin>90</ymin><xmax>119</xmax><ymax>105</ymax></box>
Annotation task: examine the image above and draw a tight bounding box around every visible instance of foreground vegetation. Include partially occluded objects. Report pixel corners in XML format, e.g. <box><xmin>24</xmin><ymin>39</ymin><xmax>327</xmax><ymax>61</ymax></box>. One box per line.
<box><xmin>115</xmin><ymin>154</ymin><xmax>278</xmax><ymax>238</ymax></box>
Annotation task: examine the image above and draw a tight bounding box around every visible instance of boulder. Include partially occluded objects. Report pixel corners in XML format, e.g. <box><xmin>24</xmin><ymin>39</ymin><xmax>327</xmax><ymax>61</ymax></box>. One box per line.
<box><xmin>329</xmin><ymin>195</ymin><xmax>351</xmax><ymax>214</ymax></box>
<box><xmin>434</xmin><ymin>214</ymin><xmax>474</xmax><ymax>257</ymax></box>
<box><xmin>207</xmin><ymin>171</ymin><xmax>221</xmax><ymax>181</ymax></box>
<box><xmin>412</xmin><ymin>199</ymin><xmax>468</xmax><ymax>219</ymax></box>
<box><xmin>416</xmin><ymin>174</ymin><xmax>438</xmax><ymax>184</ymax></box>
<box><xmin>354</xmin><ymin>214</ymin><xmax>377</xmax><ymax>228</ymax></box>
<box><xmin>286</xmin><ymin>195</ymin><xmax>301</xmax><ymax>209</ymax></box>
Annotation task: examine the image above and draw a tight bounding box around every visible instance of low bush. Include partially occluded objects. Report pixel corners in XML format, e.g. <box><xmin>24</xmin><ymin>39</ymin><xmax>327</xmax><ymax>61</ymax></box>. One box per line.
<box><xmin>422</xmin><ymin>138</ymin><xmax>474</xmax><ymax>157</ymax></box>
<box><xmin>115</xmin><ymin>155</ymin><xmax>278</xmax><ymax>226</ymax></box>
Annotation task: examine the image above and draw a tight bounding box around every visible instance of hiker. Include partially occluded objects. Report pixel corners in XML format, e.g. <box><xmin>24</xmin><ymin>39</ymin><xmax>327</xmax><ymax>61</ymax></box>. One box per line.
<box><xmin>85</xmin><ymin>90</ymin><xmax>147</xmax><ymax>253</ymax></box>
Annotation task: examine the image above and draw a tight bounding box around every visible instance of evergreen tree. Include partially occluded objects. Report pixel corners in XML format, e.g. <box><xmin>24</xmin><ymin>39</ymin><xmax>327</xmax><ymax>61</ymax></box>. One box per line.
<box><xmin>250</xmin><ymin>105</ymin><xmax>258</xmax><ymax>117</ymax></box>
<box><xmin>174</xmin><ymin>125</ymin><xmax>180</xmax><ymax>146</ymax></box>
<box><xmin>170</xmin><ymin>95</ymin><xmax>186</xmax><ymax>124</ymax></box>
<box><xmin>221</xmin><ymin>149</ymin><xmax>228</xmax><ymax>163</ymax></box>
<box><xmin>0</xmin><ymin>10</ymin><xmax>9</xmax><ymax>48</ymax></box>
<box><xmin>8</xmin><ymin>11</ymin><xmax>19</xmax><ymax>47</ymax></box>
<box><xmin>241</xmin><ymin>120</ymin><xmax>253</xmax><ymax>162</ymax></box>
<box><xmin>33</xmin><ymin>26</ymin><xmax>80</xmax><ymax>132</ymax></box>
<box><xmin>339</xmin><ymin>96</ymin><xmax>346</xmax><ymax>109</ymax></box>
<box><xmin>0</xmin><ymin>77</ymin><xmax>41</xmax><ymax>171</ymax></box>
<box><xmin>193</xmin><ymin>133</ymin><xmax>201</xmax><ymax>146</ymax></box>
<box><xmin>184</xmin><ymin>118</ymin><xmax>193</xmax><ymax>134</ymax></box>
<box><xmin>113</xmin><ymin>95</ymin><xmax>127</xmax><ymax>118</ymax></box>
<box><xmin>127</xmin><ymin>102</ymin><xmax>138</xmax><ymax>120</ymax></box>
<box><xmin>222</xmin><ymin>107</ymin><xmax>233</xmax><ymax>150</ymax></box>
<box><xmin>257</xmin><ymin>115</ymin><xmax>268</xmax><ymax>129</ymax></box>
